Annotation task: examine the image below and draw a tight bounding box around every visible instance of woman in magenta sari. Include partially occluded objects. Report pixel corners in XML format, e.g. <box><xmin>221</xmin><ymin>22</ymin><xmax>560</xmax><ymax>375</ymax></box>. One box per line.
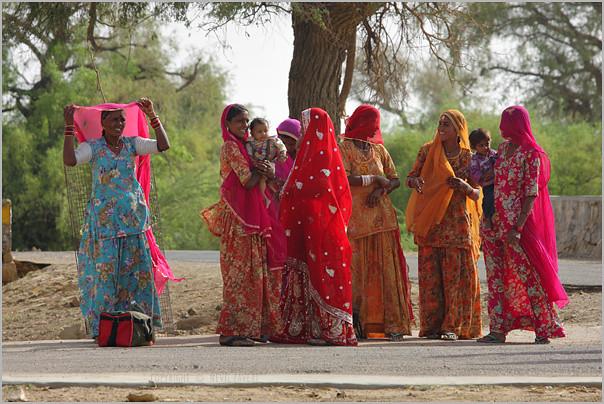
<box><xmin>201</xmin><ymin>104</ymin><xmax>286</xmax><ymax>346</ymax></box>
<box><xmin>478</xmin><ymin>105</ymin><xmax>568</xmax><ymax>344</ymax></box>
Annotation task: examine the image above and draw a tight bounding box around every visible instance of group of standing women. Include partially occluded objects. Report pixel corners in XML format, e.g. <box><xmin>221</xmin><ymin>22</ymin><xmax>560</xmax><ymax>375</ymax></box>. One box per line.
<box><xmin>201</xmin><ymin>102</ymin><xmax>568</xmax><ymax>347</ymax></box>
<box><xmin>64</xmin><ymin>96</ymin><xmax>567</xmax><ymax>348</ymax></box>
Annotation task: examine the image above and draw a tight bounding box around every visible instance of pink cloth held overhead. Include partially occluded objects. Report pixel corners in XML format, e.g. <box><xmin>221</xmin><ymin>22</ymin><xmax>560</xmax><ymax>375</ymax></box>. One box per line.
<box><xmin>499</xmin><ymin>105</ymin><xmax>568</xmax><ymax>309</ymax></box>
<box><xmin>73</xmin><ymin>102</ymin><xmax>183</xmax><ymax>296</ymax></box>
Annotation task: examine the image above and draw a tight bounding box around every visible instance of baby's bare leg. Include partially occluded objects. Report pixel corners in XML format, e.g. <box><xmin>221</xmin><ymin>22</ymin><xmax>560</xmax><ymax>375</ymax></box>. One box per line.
<box><xmin>259</xmin><ymin>178</ymin><xmax>271</xmax><ymax>207</ymax></box>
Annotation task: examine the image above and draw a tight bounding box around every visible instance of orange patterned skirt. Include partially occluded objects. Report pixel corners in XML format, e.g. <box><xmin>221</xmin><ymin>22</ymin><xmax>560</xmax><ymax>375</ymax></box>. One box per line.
<box><xmin>417</xmin><ymin>246</ymin><xmax>482</xmax><ymax>339</ymax></box>
<box><xmin>351</xmin><ymin>230</ymin><xmax>413</xmax><ymax>338</ymax></box>
<box><xmin>212</xmin><ymin>205</ymin><xmax>284</xmax><ymax>338</ymax></box>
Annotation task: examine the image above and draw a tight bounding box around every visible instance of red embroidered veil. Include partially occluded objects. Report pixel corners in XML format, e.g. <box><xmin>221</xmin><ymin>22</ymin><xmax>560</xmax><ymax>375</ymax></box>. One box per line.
<box><xmin>276</xmin><ymin>107</ymin><xmax>357</xmax><ymax>346</ymax></box>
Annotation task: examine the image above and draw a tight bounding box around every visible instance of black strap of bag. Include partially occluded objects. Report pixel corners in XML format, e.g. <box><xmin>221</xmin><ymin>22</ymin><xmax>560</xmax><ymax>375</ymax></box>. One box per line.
<box><xmin>108</xmin><ymin>317</ymin><xmax>120</xmax><ymax>346</ymax></box>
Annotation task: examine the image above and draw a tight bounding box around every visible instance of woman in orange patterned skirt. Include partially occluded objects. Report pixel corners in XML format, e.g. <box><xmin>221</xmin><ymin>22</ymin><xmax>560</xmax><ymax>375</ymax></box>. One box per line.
<box><xmin>339</xmin><ymin>105</ymin><xmax>413</xmax><ymax>341</ymax></box>
<box><xmin>201</xmin><ymin>104</ymin><xmax>286</xmax><ymax>346</ymax></box>
<box><xmin>405</xmin><ymin>109</ymin><xmax>483</xmax><ymax>341</ymax></box>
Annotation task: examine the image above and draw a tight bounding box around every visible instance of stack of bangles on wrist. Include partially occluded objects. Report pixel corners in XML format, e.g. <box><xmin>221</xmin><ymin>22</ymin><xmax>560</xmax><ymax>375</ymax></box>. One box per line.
<box><xmin>64</xmin><ymin>125</ymin><xmax>75</xmax><ymax>137</ymax></box>
<box><xmin>150</xmin><ymin>115</ymin><xmax>161</xmax><ymax>129</ymax></box>
<box><xmin>361</xmin><ymin>175</ymin><xmax>374</xmax><ymax>187</ymax></box>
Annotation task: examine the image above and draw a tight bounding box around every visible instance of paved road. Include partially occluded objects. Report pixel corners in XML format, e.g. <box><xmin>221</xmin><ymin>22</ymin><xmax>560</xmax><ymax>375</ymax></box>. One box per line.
<box><xmin>3</xmin><ymin>331</ymin><xmax>601</xmax><ymax>381</ymax></box>
<box><xmin>13</xmin><ymin>250</ymin><xmax>602</xmax><ymax>286</ymax></box>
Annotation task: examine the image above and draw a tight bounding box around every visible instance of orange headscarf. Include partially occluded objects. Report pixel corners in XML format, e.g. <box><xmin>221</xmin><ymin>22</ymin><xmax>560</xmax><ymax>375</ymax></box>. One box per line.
<box><xmin>405</xmin><ymin>109</ymin><xmax>482</xmax><ymax>259</ymax></box>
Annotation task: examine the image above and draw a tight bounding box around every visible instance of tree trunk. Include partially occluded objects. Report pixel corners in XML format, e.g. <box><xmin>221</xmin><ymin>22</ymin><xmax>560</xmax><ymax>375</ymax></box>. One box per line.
<box><xmin>288</xmin><ymin>4</ymin><xmax>369</xmax><ymax>134</ymax></box>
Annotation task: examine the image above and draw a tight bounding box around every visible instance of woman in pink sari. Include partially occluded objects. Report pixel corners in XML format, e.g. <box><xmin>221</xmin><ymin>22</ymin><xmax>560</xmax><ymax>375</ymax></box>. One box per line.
<box><xmin>201</xmin><ymin>104</ymin><xmax>286</xmax><ymax>346</ymax></box>
<box><xmin>478</xmin><ymin>105</ymin><xmax>568</xmax><ymax>344</ymax></box>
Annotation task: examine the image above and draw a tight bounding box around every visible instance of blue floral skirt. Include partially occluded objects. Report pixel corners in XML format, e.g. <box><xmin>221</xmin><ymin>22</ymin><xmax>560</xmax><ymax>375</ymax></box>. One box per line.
<box><xmin>77</xmin><ymin>226</ymin><xmax>162</xmax><ymax>337</ymax></box>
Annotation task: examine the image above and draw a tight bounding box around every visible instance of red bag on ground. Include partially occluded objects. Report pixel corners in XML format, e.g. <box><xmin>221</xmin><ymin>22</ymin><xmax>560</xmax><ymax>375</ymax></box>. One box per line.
<box><xmin>98</xmin><ymin>311</ymin><xmax>155</xmax><ymax>347</ymax></box>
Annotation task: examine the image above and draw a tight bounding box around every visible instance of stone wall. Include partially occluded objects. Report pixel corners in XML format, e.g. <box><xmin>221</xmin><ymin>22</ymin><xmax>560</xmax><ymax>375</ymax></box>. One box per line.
<box><xmin>551</xmin><ymin>196</ymin><xmax>602</xmax><ymax>259</ymax></box>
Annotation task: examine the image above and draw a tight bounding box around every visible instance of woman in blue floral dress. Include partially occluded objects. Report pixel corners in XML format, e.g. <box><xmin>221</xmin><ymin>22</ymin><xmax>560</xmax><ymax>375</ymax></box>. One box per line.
<box><xmin>63</xmin><ymin>98</ymin><xmax>170</xmax><ymax>338</ymax></box>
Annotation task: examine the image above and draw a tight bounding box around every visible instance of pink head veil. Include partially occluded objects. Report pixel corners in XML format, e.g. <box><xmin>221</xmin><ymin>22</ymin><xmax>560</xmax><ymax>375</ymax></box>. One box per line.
<box><xmin>73</xmin><ymin>102</ymin><xmax>183</xmax><ymax>296</ymax></box>
<box><xmin>219</xmin><ymin>104</ymin><xmax>286</xmax><ymax>270</ymax></box>
<box><xmin>275</xmin><ymin>118</ymin><xmax>301</xmax><ymax>182</ymax></box>
<box><xmin>500</xmin><ymin>105</ymin><xmax>568</xmax><ymax>308</ymax></box>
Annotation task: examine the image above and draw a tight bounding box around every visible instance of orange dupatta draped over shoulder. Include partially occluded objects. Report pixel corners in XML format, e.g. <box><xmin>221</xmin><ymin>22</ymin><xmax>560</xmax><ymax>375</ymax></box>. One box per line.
<box><xmin>405</xmin><ymin>109</ymin><xmax>482</xmax><ymax>259</ymax></box>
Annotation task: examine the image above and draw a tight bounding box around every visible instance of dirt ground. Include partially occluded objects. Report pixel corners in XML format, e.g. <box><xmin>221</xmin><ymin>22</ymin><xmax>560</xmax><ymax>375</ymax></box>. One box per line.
<box><xmin>2</xmin><ymin>384</ymin><xmax>601</xmax><ymax>402</ymax></box>
<box><xmin>2</xmin><ymin>261</ymin><xmax>601</xmax><ymax>341</ymax></box>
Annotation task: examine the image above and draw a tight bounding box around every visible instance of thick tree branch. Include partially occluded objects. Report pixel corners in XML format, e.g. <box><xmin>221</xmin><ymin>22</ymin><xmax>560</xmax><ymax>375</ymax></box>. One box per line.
<box><xmin>338</xmin><ymin>29</ymin><xmax>357</xmax><ymax>117</ymax></box>
<box><xmin>165</xmin><ymin>58</ymin><xmax>205</xmax><ymax>92</ymax></box>
<box><xmin>64</xmin><ymin>63</ymin><xmax>95</xmax><ymax>72</ymax></box>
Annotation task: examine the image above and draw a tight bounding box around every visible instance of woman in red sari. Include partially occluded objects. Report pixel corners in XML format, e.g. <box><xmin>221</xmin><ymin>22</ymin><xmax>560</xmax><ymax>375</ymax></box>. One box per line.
<box><xmin>201</xmin><ymin>104</ymin><xmax>286</xmax><ymax>346</ymax></box>
<box><xmin>274</xmin><ymin>107</ymin><xmax>357</xmax><ymax>346</ymax></box>
<box><xmin>478</xmin><ymin>105</ymin><xmax>567</xmax><ymax>344</ymax></box>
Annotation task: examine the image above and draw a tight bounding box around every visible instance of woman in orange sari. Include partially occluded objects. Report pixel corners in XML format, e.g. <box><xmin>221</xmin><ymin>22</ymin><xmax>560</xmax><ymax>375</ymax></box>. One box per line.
<box><xmin>405</xmin><ymin>109</ymin><xmax>482</xmax><ymax>341</ymax></box>
<box><xmin>339</xmin><ymin>104</ymin><xmax>413</xmax><ymax>341</ymax></box>
<box><xmin>201</xmin><ymin>104</ymin><xmax>286</xmax><ymax>346</ymax></box>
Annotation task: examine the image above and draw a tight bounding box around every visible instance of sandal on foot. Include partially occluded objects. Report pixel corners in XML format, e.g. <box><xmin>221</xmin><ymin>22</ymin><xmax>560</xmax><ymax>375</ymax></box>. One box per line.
<box><xmin>441</xmin><ymin>332</ymin><xmax>458</xmax><ymax>341</ymax></box>
<box><xmin>424</xmin><ymin>333</ymin><xmax>441</xmax><ymax>340</ymax></box>
<box><xmin>477</xmin><ymin>333</ymin><xmax>506</xmax><ymax>343</ymax></box>
<box><xmin>307</xmin><ymin>338</ymin><xmax>330</xmax><ymax>346</ymax></box>
<box><xmin>534</xmin><ymin>336</ymin><xmax>550</xmax><ymax>344</ymax></box>
<box><xmin>219</xmin><ymin>336</ymin><xmax>255</xmax><ymax>347</ymax></box>
<box><xmin>389</xmin><ymin>333</ymin><xmax>404</xmax><ymax>342</ymax></box>
<box><xmin>251</xmin><ymin>335</ymin><xmax>269</xmax><ymax>343</ymax></box>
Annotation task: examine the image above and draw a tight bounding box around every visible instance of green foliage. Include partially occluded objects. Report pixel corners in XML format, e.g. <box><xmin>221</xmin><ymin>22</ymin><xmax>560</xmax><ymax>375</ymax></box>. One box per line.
<box><xmin>535</xmin><ymin>122</ymin><xmax>602</xmax><ymax>195</ymax></box>
<box><xmin>3</xmin><ymin>18</ymin><xmax>227</xmax><ymax>250</ymax></box>
<box><xmin>383</xmin><ymin>128</ymin><xmax>429</xmax><ymax>251</ymax></box>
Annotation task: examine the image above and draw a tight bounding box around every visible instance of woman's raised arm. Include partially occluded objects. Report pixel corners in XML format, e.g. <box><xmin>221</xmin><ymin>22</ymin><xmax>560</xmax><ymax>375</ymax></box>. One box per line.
<box><xmin>63</xmin><ymin>104</ymin><xmax>77</xmax><ymax>166</ymax></box>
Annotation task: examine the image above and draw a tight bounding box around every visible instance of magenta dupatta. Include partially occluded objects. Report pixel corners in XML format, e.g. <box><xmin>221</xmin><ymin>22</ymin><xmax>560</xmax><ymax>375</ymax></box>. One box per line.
<box><xmin>73</xmin><ymin>102</ymin><xmax>183</xmax><ymax>296</ymax></box>
<box><xmin>219</xmin><ymin>104</ymin><xmax>286</xmax><ymax>270</ymax></box>
<box><xmin>499</xmin><ymin>105</ymin><xmax>569</xmax><ymax>309</ymax></box>
<box><xmin>275</xmin><ymin>155</ymin><xmax>294</xmax><ymax>184</ymax></box>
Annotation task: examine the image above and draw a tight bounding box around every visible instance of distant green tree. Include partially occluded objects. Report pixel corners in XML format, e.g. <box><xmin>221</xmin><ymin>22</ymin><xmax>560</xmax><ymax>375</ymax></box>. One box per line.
<box><xmin>3</xmin><ymin>3</ymin><xmax>227</xmax><ymax>250</ymax></box>
<box><xmin>464</xmin><ymin>2</ymin><xmax>602</xmax><ymax>122</ymax></box>
<box><xmin>351</xmin><ymin>3</ymin><xmax>602</xmax><ymax>126</ymax></box>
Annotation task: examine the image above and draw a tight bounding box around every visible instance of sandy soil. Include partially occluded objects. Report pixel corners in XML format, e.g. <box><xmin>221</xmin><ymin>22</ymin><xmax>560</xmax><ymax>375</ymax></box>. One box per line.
<box><xmin>2</xmin><ymin>261</ymin><xmax>601</xmax><ymax>341</ymax></box>
<box><xmin>2</xmin><ymin>384</ymin><xmax>601</xmax><ymax>402</ymax></box>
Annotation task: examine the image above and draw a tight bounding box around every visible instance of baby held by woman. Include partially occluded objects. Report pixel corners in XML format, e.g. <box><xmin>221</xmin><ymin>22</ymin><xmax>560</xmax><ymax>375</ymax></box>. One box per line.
<box><xmin>245</xmin><ymin>118</ymin><xmax>288</xmax><ymax>205</ymax></box>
